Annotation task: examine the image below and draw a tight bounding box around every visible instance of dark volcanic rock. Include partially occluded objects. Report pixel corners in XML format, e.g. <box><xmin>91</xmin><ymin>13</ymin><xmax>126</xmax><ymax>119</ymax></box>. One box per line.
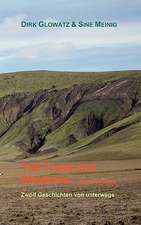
<box><xmin>82</xmin><ymin>112</ymin><xmax>104</xmax><ymax>135</ymax></box>
<box><xmin>46</xmin><ymin>84</ymin><xmax>86</xmax><ymax>130</ymax></box>
<box><xmin>0</xmin><ymin>90</ymin><xmax>49</xmax><ymax>137</ymax></box>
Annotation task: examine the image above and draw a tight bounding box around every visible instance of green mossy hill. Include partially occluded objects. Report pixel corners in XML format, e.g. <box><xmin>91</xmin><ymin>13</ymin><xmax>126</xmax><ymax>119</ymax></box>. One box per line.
<box><xmin>0</xmin><ymin>70</ymin><xmax>141</xmax><ymax>161</ymax></box>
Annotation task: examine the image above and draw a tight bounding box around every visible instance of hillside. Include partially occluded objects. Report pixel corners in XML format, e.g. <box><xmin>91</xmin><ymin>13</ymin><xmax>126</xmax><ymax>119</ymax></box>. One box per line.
<box><xmin>0</xmin><ymin>70</ymin><xmax>141</xmax><ymax>161</ymax></box>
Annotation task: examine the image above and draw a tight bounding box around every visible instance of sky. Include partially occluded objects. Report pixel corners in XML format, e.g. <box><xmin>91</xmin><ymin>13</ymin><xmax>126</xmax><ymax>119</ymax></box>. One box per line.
<box><xmin>0</xmin><ymin>0</ymin><xmax>141</xmax><ymax>73</ymax></box>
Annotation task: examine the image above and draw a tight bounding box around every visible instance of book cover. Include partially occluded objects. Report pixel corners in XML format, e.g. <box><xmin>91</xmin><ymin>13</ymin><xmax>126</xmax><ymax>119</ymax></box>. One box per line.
<box><xmin>0</xmin><ymin>1</ymin><xmax>141</xmax><ymax>225</ymax></box>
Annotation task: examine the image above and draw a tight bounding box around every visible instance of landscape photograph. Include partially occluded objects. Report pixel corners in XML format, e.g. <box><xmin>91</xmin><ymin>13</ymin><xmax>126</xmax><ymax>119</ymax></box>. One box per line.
<box><xmin>0</xmin><ymin>70</ymin><xmax>141</xmax><ymax>225</ymax></box>
<box><xmin>0</xmin><ymin>0</ymin><xmax>141</xmax><ymax>225</ymax></box>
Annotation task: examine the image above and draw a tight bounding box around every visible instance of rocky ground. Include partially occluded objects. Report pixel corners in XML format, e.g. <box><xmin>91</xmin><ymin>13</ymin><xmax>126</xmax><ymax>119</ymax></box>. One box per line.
<box><xmin>0</xmin><ymin>169</ymin><xmax>141</xmax><ymax>225</ymax></box>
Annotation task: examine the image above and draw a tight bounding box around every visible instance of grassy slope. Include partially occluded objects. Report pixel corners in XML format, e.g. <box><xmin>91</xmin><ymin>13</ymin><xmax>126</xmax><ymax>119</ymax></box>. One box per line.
<box><xmin>56</xmin><ymin>113</ymin><xmax>141</xmax><ymax>162</ymax></box>
<box><xmin>0</xmin><ymin>70</ymin><xmax>141</xmax><ymax>97</ymax></box>
<box><xmin>0</xmin><ymin>70</ymin><xmax>141</xmax><ymax>161</ymax></box>
<box><xmin>0</xmin><ymin>95</ymin><xmax>134</xmax><ymax>161</ymax></box>
<box><xmin>41</xmin><ymin>100</ymin><xmax>120</xmax><ymax>149</ymax></box>
<box><xmin>24</xmin><ymin>112</ymin><xmax>141</xmax><ymax>162</ymax></box>
<box><xmin>0</xmin><ymin>100</ymin><xmax>50</xmax><ymax>161</ymax></box>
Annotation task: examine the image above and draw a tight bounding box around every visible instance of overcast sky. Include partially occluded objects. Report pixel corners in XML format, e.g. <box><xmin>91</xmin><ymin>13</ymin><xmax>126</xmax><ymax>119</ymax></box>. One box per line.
<box><xmin>0</xmin><ymin>0</ymin><xmax>141</xmax><ymax>73</ymax></box>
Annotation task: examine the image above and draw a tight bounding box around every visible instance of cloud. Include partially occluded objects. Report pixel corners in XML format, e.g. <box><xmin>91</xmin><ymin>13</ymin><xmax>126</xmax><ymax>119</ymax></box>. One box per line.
<box><xmin>17</xmin><ymin>42</ymin><xmax>76</xmax><ymax>60</ymax></box>
<box><xmin>0</xmin><ymin>14</ymin><xmax>141</xmax><ymax>62</ymax></box>
<box><xmin>0</xmin><ymin>14</ymin><xmax>27</xmax><ymax>35</ymax></box>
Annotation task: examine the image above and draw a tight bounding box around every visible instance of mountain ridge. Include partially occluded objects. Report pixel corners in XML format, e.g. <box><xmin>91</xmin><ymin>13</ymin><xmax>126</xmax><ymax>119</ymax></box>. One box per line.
<box><xmin>0</xmin><ymin>70</ymin><xmax>141</xmax><ymax>161</ymax></box>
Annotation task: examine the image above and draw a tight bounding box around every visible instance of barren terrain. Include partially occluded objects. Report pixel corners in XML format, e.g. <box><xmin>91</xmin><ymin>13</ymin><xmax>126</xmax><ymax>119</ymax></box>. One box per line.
<box><xmin>0</xmin><ymin>160</ymin><xmax>141</xmax><ymax>225</ymax></box>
